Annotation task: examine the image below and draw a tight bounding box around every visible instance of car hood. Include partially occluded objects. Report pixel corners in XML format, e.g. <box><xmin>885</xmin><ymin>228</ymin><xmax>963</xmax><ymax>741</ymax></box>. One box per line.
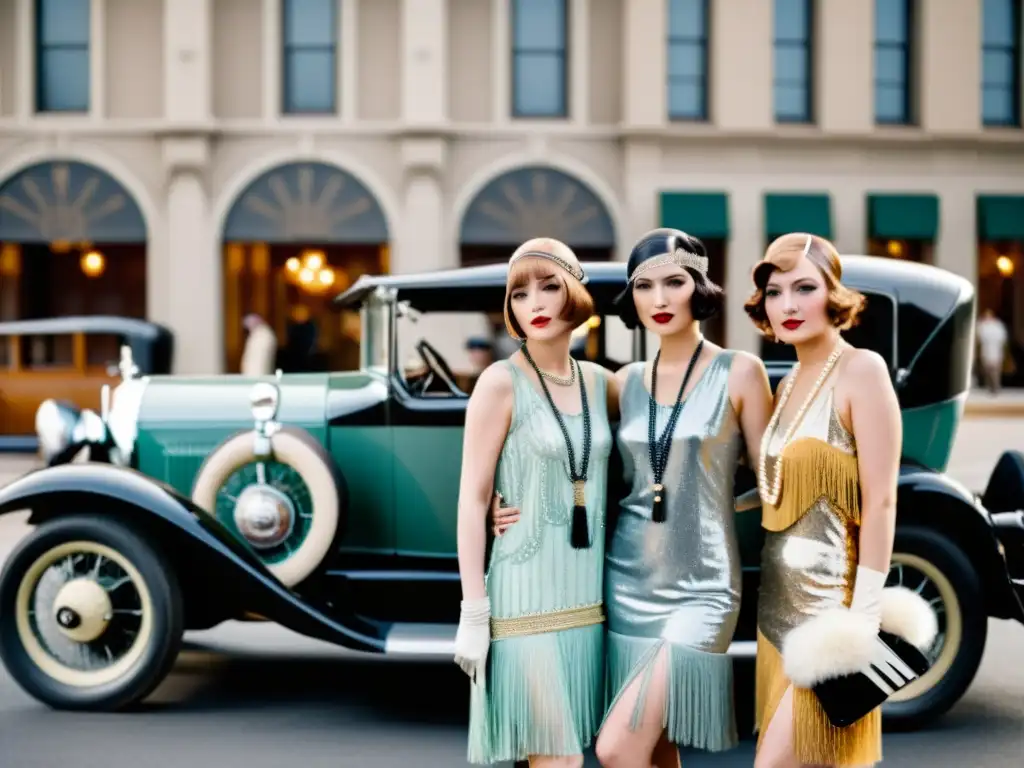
<box><xmin>137</xmin><ymin>373</ymin><xmax>334</xmax><ymax>427</ymax></box>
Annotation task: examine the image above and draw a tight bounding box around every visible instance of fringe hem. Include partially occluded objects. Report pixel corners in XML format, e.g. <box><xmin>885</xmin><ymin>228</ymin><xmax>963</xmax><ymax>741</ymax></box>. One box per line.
<box><xmin>762</xmin><ymin>437</ymin><xmax>861</xmax><ymax>532</ymax></box>
<box><xmin>467</xmin><ymin>623</ymin><xmax>604</xmax><ymax>764</ymax></box>
<box><xmin>602</xmin><ymin>632</ymin><xmax>738</xmax><ymax>753</ymax></box>
<box><xmin>755</xmin><ymin>628</ymin><xmax>882</xmax><ymax>766</ymax></box>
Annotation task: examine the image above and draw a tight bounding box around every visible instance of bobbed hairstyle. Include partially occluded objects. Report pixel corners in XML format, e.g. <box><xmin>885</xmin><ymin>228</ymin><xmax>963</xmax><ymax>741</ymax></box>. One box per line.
<box><xmin>503</xmin><ymin>237</ymin><xmax>595</xmax><ymax>339</ymax></box>
<box><xmin>613</xmin><ymin>228</ymin><xmax>724</xmax><ymax>331</ymax></box>
<box><xmin>743</xmin><ymin>232</ymin><xmax>867</xmax><ymax>342</ymax></box>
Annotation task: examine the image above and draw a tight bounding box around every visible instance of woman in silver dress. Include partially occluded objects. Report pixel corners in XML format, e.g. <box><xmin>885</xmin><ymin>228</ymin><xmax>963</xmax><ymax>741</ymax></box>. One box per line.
<box><xmin>494</xmin><ymin>229</ymin><xmax>773</xmax><ymax>766</ymax></box>
<box><xmin>593</xmin><ymin>229</ymin><xmax>772</xmax><ymax>767</ymax></box>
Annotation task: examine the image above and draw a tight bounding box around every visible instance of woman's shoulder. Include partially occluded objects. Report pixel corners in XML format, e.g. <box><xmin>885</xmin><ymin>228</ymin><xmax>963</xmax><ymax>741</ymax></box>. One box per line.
<box><xmin>840</xmin><ymin>346</ymin><xmax>889</xmax><ymax>385</ymax></box>
<box><xmin>471</xmin><ymin>360</ymin><xmax>516</xmax><ymax>400</ymax></box>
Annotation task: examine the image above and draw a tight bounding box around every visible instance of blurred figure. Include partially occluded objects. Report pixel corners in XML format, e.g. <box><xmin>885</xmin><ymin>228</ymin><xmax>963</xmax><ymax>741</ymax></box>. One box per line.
<box><xmin>977</xmin><ymin>309</ymin><xmax>1008</xmax><ymax>394</ymax></box>
<box><xmin>240</xmin><ymin>313</ymin><xmax>277</xmax><ymax>376</ymax></box>
<box><xmin>464</xmin><ymin>337</ymin><xmax>495</xmax><ymax>393</ymax></box>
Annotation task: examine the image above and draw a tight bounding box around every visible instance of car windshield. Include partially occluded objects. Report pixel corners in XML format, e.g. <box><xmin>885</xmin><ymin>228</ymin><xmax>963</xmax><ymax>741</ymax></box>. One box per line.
<box><xmin>392</xmin><ymin>297</ymin><xmax>636</xmax><ymax>397</ymax></box>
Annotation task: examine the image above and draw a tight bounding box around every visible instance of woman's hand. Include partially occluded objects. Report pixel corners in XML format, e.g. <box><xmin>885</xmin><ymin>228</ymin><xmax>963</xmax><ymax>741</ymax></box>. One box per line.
<box><xmin>454</xmin><ymin>596</ymin><xmax>492</xmax><ymax>683</ymax></box>
<box><xmin>490</xmin><ymin>492</ymin><xmax>521</xmax><ymax>537</ymax></box>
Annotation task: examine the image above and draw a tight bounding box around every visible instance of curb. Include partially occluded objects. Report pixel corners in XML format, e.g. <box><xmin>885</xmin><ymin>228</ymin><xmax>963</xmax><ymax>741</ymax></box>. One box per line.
<box><xmin>964</xmin><ymin>400</ymin><xmax>1024</xmax><ymax>418</ymax></box>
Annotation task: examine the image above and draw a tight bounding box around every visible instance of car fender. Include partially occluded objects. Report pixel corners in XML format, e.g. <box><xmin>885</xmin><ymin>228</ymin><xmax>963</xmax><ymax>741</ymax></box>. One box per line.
<box><xmin>0</xmin><ymin>463</ymin><xmax>387</xmax><ymax>652</ymax></box>
<box><xmin>897</xmin><ymin>463</ymin><xmax>1024</xmax><ymax>622</ymax></box>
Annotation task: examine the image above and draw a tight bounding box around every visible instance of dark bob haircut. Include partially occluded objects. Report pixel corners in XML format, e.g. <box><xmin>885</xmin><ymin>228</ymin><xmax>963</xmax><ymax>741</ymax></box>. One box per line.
<box><xmin>613</xmin><ymin>228</ymin><xmax>724</xmax><ymax>330</ymax></box>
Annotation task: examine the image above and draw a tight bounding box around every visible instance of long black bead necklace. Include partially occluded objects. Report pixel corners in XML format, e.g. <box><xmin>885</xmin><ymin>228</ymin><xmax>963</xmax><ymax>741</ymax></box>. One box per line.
<box><xmin>647</xmin><ymin>338</ymin><xmax>705</xmax><ymax>523</ymax></box>
<box><xmin>520</xmin><ymin>342</ymin><xmax>593</xmax><ymax>549</ymax></box>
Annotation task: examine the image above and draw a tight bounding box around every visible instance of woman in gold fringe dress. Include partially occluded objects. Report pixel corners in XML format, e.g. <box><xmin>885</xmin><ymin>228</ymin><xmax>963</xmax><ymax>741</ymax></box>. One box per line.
<box><xmin>744</xmin><ymin>233</ymin><xmax>906</xmax><ymax>768</ymax></box>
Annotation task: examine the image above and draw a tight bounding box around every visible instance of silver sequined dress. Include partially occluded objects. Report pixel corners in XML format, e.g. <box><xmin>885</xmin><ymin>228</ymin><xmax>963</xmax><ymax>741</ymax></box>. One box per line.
<box><xmin>603</xmin><ymin>351</ymin><xmax>742</xmax><ymax>751</ymax></box>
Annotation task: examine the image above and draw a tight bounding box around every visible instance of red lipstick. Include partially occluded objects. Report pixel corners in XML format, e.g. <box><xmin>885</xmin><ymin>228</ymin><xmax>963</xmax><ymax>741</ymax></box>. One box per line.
<box><xmin>531</xmin><ymin>316</ymin><xmax>551</xmax><ymax>328</ymax></box>
<box><xmin>782</xmin><ymin>319</ymin><xmax>804</xmax><ymax>330</ymax></box>
<box><xmin>652</xmin><ymin>313</ymin><xmax>674</xmax><ymax>324</ymax></box>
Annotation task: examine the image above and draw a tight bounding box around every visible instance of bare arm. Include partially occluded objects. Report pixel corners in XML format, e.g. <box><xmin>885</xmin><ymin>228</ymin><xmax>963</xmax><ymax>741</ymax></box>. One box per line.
<box><xmin>457</xmin><ymin>364</ymin><xmax>513</xmax><ymax>601</ymax></box>
<box><xmin>843</xmin><ymin>350</ymin><xmax>902</xmax><ymax>573</ymax></box>
<box><xmin>729</xmin><ymin>352</ymin><xmax>774</xmax><ymax>469</ymax></box>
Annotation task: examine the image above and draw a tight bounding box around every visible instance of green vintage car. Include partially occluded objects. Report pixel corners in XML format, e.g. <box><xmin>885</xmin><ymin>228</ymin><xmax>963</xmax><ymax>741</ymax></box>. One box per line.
<box><xmin>0</xmin><ymin>258</ymin><xmax>1022</xmax><ymax>731</ymax></box>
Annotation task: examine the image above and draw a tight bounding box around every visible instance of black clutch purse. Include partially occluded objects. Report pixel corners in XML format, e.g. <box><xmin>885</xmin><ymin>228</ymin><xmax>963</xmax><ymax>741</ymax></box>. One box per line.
<box><xmin>782</xmin><ymin>586</ymin><xmax>938</xmax><ymax>729</ymax></box>
<box><xmin>811</xmin><ymin>629</ymin><xmax>932</xmax><ymax>728</ymax></box>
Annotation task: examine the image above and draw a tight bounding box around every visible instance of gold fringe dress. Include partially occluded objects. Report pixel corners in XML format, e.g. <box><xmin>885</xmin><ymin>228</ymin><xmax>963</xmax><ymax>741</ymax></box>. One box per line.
<box><xmin>755</xmin><ymin>381</ymin><xmax>882</xmax><ymax>766</ymax></box>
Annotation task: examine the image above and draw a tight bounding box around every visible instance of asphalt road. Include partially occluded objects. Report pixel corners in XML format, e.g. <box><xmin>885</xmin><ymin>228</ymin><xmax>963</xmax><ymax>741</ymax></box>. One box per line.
<box><xmin>0</xmin><ymin>415</ymin><xmax>1022</xmax><ymax>766</ymax></box>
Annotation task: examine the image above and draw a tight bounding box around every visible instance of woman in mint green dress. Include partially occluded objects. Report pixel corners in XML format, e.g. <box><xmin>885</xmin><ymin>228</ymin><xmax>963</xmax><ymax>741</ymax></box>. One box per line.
<box><xmin>454</xmin><ymin>237</ymin><xmax>616</xmax><ymax>767</ymax></box>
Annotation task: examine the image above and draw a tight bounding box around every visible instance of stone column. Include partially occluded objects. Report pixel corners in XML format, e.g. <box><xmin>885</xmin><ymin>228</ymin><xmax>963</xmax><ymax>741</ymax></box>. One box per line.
<box><xmin>163</xmin><ymin>0</ymin><xmax>212</xmax><ymax>122</ymax></box>
<box><xmin>401</xmin><ymin>0</ymin><xmax>447</xmax><ymax>126</ymax></box>
<box><xmin>919</xmin><ymin>0</ymin><xmax>981</xmax><ymax>133</ymax></box>
<box><xmin>710</xmin><ymin>0</ymin><xmax>772</xmax><ymax>130</ymax></box>
<box><xmin>622</xmin><ymin>0</ymin><xmax>666</xmax><ymax>128</ymax></box>
<box><xmin>726</xmin><ymin>186</ymin><xmax>763</xmax><ymax>355</ymax></box>
<box><xmin>397</xmin><ymin>138</ymin><xmax>448</xmax><ymax>275</ymax></box>
<box><xmin>934</xmin><ymin>185</ymin><xmax>977</xmax><ymax>285</ymax></box>
<box><xmin>163</xmin><ymin>138</ymin><xmax>219</xmax><ymax>375</ymax></box>
<box><xmin>815</xmin><ymin>0</ymin><xmax>872</xmax><ymax>133</ymax></box>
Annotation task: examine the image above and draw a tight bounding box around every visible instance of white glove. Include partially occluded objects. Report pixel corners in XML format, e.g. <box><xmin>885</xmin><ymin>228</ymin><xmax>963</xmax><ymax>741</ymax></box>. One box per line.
<box><xmin>850</xmin><ymin>565</ymin><xmax>888</xmax><ymax>633</ymax></box>
<box><xmin>454</xmin><ymin>596</ymin><xmax>491</xmax><ymax>683</ymax></box>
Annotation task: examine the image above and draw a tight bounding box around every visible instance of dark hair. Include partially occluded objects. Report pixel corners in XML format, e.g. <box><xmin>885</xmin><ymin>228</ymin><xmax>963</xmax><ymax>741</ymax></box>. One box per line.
<box><xmin>613</xmin><ymin>228</ymin><xmax>724</xmax><ymax>330</ymax></box>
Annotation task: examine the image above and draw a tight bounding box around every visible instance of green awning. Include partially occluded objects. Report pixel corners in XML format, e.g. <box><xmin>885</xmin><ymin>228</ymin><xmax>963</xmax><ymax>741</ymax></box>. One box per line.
<box><xmin>977</xmin><ymin>195</ymin><xmax>1024</xmax><ymax>240</ymax></box>
<box><xmin>659</xmin><ymin>192</ymin><xmax>730</xmax><ymax>239</ymax></box>
<box><xmin>764</xmin><ymin>193</ymin><xmax>832</xmax><ymax>240</ymax></box>
<box><xmin>867</xmin><ymin>193</ymin><xmax>939</xmax><ymax>240</ymax></box>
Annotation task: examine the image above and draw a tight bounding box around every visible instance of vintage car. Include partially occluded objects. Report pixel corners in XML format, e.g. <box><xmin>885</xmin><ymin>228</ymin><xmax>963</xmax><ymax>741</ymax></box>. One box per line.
<box><xmin>0</xmin><ymin>257</ymin><xmax>1021</xmax><ymax>732</ymax></box>
<box><xmin>0</xmin><ymin>316</ymin><xmax>173</xmax><ymax>452</ymax></box>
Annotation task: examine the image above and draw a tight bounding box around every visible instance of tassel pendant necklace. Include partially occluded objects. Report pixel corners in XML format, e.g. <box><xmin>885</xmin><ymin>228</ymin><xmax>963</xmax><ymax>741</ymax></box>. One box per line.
<box><xmin>647</xmin><ymin>338</ymin><xmax>705</xmax><ymax>523</ymax></box>
<box><xmin>520</xmin><ymin>344</ymin><xmax>594</xmax><ymax>549</ymax></box>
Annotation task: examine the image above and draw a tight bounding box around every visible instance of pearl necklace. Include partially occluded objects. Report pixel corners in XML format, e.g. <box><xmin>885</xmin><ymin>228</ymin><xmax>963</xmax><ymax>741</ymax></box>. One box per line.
<box><xmin>758</xmin><ymin>344</ymin><xmax>845</xmax><ymax>506</ymax></box>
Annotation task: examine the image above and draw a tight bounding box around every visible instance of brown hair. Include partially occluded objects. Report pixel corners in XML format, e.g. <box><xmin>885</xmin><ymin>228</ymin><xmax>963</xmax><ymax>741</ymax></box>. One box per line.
<box><xmin>743</xmin><ymin>233</ymin><xmax>866</xmax><ymax>342</ymax></box>
<box><xmin>503</xmin><ymin>239</ymin><xmax>595</xmax><ymax>339</ymax></box>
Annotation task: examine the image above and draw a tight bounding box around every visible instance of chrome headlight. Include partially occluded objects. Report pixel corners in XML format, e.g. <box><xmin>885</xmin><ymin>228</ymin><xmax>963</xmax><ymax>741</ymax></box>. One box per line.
<box><xmin>35</xmin><ymin>400</ymin><xmax>82</xmax><ymax>462</ymax></box>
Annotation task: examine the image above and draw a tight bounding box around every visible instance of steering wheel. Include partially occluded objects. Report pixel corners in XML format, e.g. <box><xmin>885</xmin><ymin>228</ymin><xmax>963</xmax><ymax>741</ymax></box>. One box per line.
<box><xmin>414</xmin><ymin>339</ymin><xmax>467</xmax><ymax>397</ymax></box>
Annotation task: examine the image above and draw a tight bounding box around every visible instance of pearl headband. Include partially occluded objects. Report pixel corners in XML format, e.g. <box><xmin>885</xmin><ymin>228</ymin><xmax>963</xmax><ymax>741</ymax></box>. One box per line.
<box><xmin>628</xmin><ymin>248</ymin><xmax>709</xmax><ymax>282</ymax></box>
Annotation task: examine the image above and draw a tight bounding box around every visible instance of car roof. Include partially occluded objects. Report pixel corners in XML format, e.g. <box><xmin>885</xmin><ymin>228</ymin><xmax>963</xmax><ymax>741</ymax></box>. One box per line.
<box><xmin>0</xmin><ymin>315</ymin><xmax>172</xmax><ymax>339</ymax></box>
<box><xmin>335</xmin><ymin>255</ymin><xmax>973</xmax><ymax>316</ymax></box>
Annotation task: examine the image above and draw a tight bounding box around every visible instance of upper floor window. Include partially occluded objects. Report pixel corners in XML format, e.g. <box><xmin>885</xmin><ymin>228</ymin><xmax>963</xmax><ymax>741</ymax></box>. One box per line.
<box><xmin>982</xmin><ymin>0</ymin><xmax>1021</xmax><ymax>126</ymax></box>
<box><xmin>773</xmin><ymin>0</ymin><xmax>814</xmax><ymax>123</ymax></box>
<box><xmin>35</xmin><ymin>0</ymin><xmax>90</xmax><ymax>112</ymax></box>
<box><xmin>875</xmin><ymin>0</ymin><xmax>914</xmax><ymax>124</ymax></box>
<box><xmin>511</xmin><ymin>0</ymin><xmax>568</xmax><ymax>118</ymax></box>
<box><xmin>667</xmin><ymin>0</ymin><xmax>709</xmax><ymax>121</ymax></box>
<box><xmin>282</xmin><ymin>0</ymin><xmax>337</xmax><ymax>114</ymax></box>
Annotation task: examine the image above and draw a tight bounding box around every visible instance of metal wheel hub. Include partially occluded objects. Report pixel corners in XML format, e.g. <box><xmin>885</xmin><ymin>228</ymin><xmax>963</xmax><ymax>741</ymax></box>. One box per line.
<box><xmin>52</xmin><ymin>578</ymin><xmax>113</xmax><ymax>643</ymax></box>
<box><xmin>233</xmin><ymin>484</ymin><xmax>296</xmax><ymax>549</ymax></box>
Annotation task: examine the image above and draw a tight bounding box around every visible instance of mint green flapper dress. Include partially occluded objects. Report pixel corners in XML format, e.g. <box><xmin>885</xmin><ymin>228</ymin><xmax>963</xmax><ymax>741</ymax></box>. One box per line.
<box><xmin>603</xmin><ymin>352</ymin><xmax>742</xmax><ymax>752</ymax></box>
<box><xmin>467</xmin><ymin>360</ymin><xmax>612</xmax><ymax>764</ymax></box>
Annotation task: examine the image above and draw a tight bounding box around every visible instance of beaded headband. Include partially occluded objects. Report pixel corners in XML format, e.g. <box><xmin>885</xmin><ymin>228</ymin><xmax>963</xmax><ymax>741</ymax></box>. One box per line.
<box><xmin>629</xmin><ymin>248</ymin><xmax>709</xmax><ymax>282</ymax></box>
<box><xmin>509</xmin><ymin>249</ymin><xmax>588</xmax><ymax>284</ymax></box>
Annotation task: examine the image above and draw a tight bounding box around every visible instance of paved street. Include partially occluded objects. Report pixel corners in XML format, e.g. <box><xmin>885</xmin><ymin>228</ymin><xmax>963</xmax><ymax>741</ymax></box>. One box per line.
<box><xmin>0</xmin><ymin>415</ymin><xmax>1021</xmax><ymax>766</ymax></box>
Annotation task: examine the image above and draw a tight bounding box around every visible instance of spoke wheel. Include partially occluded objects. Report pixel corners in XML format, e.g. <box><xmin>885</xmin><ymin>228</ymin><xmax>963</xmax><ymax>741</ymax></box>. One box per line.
<box><xmin>0</xmin><ymin>516</ymin><xmax>183</xmax><ymax>711</ymax></box>
<box><xmin>881</xmin><ymin>525</ymin><xmax>986</xmax><ymax>731</ymax></box>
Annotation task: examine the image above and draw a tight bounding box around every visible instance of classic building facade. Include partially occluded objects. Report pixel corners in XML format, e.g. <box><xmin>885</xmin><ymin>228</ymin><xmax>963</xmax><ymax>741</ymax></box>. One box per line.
<box><xmin>0</xmin><ymin>0</ymin><xmax>1022</xmax><ymax>375</ymax></box>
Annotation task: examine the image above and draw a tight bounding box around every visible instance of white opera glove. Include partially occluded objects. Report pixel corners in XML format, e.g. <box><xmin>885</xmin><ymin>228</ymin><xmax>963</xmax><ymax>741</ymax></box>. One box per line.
<box><xmin>454</xmin><ymin>596</ymin><xmax>491</xmax><ymax>683</ymax></box>
<box><xmin>849</xmin><ymin>565</ymin><xmax>888</xmax><ymax>633</ymax></box>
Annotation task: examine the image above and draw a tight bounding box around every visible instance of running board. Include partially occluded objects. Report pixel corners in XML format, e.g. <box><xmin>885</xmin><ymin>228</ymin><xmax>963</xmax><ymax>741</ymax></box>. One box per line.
<box><xmin>383</xmin><ymin>623</ymin><xmax>757</xmax><ymax>660</ymax></box>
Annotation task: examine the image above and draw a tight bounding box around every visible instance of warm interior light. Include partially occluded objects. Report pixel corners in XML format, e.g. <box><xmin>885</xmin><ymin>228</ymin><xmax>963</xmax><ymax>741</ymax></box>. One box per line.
<box><xmin>298</xmin><ymin>267</ymin><xmax>315</xmax><ymax>284</ymax></box>
<box><xmin>996</xmin><ymin>255</ymin><xmax>1015</xmax><ymax>276</ymax></box>
<box><xmin>303</xmin><ymin>250</ymin><xmax>324</xmax><ymax>270</ymax></box>
<box><xmin>286</xmin><ymin>256</ymin><xmax>301</xmax><ymax>273</ymax></box>
<box><xmin>81</xmin><ymin>250</ymin><xmax>105</xmax><ymax>278</ymax></box>
<box><xmin>587</xmin><ymin>315</ymin><xmax>602</xmax><ymax>328</ymax></box>
<box><xmin>886</xmin><ymin>240</ymin><xmax>903</xmax><ymax>258</ymax></box>
<box><xmin>318</xmin><ymin>267</ymin><xmax>335</xmax><ymax>286</ymax></box>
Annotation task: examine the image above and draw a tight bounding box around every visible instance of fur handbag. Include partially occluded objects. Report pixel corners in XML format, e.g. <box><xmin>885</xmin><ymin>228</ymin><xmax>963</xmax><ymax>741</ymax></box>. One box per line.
<box><xmin>782</xmin><ymin>586</ymin><xmax>939</xmax><ymax>728</ymax></box>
